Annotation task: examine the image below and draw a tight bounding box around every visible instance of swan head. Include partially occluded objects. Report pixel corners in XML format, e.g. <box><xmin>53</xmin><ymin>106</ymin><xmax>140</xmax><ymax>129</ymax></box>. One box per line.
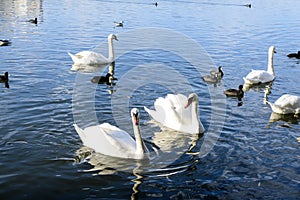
<box><xmin>108</xmin><ymin>34</ymin><xmax>118</xmax><ymax>41</ymax></box>
<box><xmin>185</xmin><ymin>93</ymin><xmax>198</xmax><ymax>109</ymax></box>
<box><xmin>269</xmin><ymin>46</ymin><xmax>276</xmax><ymax>54</ymax></box>
<box><xmin>131</xmin><ymin>108</ymin><xmax>139</xmax><ymax>125</ymax></box>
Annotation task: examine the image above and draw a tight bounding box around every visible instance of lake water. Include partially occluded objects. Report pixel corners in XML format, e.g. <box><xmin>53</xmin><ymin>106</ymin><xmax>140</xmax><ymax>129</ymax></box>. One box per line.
<box><xmin>0</xmin><ymin>0</ymin><xmax>299</xmax><ymax>199</ymax></box>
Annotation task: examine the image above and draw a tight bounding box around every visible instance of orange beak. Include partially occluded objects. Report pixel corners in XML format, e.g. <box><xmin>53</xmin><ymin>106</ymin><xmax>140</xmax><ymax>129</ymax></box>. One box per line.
<box><xmin>185</xmin><ymin>97</ymin><xmax>193</xmax><ymax>109</ymax></box>
<box><xmin>133</xmin><ymin>113</ymin><xmax>139</xmax><ymax>125</ymax></box>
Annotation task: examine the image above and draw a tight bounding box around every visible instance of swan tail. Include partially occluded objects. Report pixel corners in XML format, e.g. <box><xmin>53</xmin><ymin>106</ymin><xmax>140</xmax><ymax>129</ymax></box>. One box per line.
<box><xmin>144</xmin><ymin>106</ymin><xmax>153</xmax><ymax>117</ymax></box>
<box><xmin>73</xmin><ymin>124</ymin><xmax>86</xmax><ymax>144</ymax></box>
<box><xmin>68</xmin><ymin>52</ymin><xmax>79</xmax><ymax>63</ymax></box>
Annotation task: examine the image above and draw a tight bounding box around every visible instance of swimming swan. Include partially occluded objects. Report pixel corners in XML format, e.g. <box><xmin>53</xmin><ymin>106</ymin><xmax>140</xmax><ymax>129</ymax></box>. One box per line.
<box><xmin>266</xmin><ymin>94</ymin><xmax>300</xmax><ymax>115</ymax></box>
<box><xmin>73</xmin><ymin>108</ymin><xmax>151</xmax><ymax>159</ymax></box>
<box><xmin>68</xmin><ymin>34</ymin><xmax>118</xmax><ymax>65</ymax></box>
<box><xmin>243</xmin><ymin>46</ymin><xmax>276</xmax><ymax>85</ymax></box>
<box><xmin>144</xmin><ymin>93</ymin><xmax>205</xmax><ymax>134</ymax></box>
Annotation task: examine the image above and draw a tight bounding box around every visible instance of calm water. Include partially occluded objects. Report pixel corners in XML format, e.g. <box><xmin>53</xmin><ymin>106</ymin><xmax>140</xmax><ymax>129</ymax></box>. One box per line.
<box><xmin>1</xmin><ymin>0</ymin><xmax>300</xmax><ymax>199</ymax></box>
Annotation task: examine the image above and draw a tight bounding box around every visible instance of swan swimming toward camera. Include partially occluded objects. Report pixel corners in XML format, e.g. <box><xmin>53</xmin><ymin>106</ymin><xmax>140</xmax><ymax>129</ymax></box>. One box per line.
<box><xmin>266</xmin><ymin>94</ymin><xmax>300</xmax><ymax>115</ymax></box>
<box><xmin>68</xmin><ymin>34</ymin><xmax>118</xmax><ymax>65</ymax></box>
<box><xmin>144</xmin><ymin>93</ymin><xmax>205</xmax><ymax>134</ymax></box>
<box><xmin>243</xmin><ymin>46</ymin><xmax>276</xmax><ymax>85</ymax></box>
<box><xmin>74</xmin><ymin>108</ymin><xmax>153</xmax><ymax>159</ymax></box>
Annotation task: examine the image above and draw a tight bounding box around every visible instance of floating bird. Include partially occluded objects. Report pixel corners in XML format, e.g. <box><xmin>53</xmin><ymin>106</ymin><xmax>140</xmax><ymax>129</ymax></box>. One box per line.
<box><xmin>244</xmin><ymin>4</ymin><xmax>251</xmax><ymax>8</ymax></box>
<box><xmin>202</xmin><ymin>66</ymin><xmax>224</xmax><ymax>83</ymax></box>
<box><xmin>287</xmin><ymin>51</ymin><xmax>300</xmax><ymax>59</ymax></box>
<box><xmin>0</xmin><ymin>72</ymin><xmax>9</xmax><ymax>88</ymax></box>
<box><xmin>153</xmin><ymin>2</ymin><xmax>158</xmax><ymax>7</ymax></box>
<box><xmin>68</xmin><ymin>34</ymin><xmax>118</xmax><ymax>65</ymax></box>
<box><xmin>0</xmin><ymin>39</ymin><xmax>11</xmax><ymax>46</ymax></box>
<box><xmin>74</xmin><ymin>108</ymin><xmax>156</xmax><ymax>159</ymax></box>
<box><xmin>224</xmin><ymin>85</ymin><xmax>244</xmax><ymax>99</ymax></box>
<box><xmin>144</xmin><ymin>93</ymin><xmax>205</xmax><ymax>134</ymax></box>
<box><xmin>91</xmin><ymin>73</ymin><xmax>117</xmax><ymax>85</ymax></box>
<box><xmin>29</xmin><ymin>17</ymin><xmax>37</xmax><ymax>24</ymax></box>
<box><xmin>210</xmin><ymin>66</ymin><xmax>224</xmax><ymax>77</ymax></box>
<box><xmin>243</xmin><ymin>46</ymin><xmax>276</xmax><ymax>85</ymax></box>
<box><xmin>266</xmin><ymin>94</ymin><xmax>300</xmax><ymax>115</ymax></box>
<box><xmin>114</xmin><ymin>21</ymin><xmax>124</xmax><ymax>27</ymax></box>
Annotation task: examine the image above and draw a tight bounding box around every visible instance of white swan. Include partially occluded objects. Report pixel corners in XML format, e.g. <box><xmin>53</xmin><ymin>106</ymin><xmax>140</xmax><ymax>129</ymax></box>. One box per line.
<box><xmin>68</xmin><ymin>34</ymin><xmax>118</xmax><ymax>65</ymax></box>
<box><xmin>73</xmin><ymin>108</ymin><xmax>151</xmax><ymax>159</ymax></box>
<box><xmin>144</xmin><ymin>93</ymin><xmax>205</xmax><ymax>134</ymax></box>
<box><xmin>266</xmin><ymin>94</ymin><xmax>300</xmax><ymax>115</ymax></box>
<box><xmin>243</xmin><ymin>46</ymin><xmax>276</xmax><ymax>85</ymax></box>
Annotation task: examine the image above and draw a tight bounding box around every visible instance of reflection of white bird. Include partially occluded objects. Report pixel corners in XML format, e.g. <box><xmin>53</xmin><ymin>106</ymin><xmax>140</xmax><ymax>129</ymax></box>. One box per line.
<box><xmin>266</xmin><ymin>94</ymin><xmax>300</xmax><ymax>115</ymax></box>
<box><xmin>144</xmin><ymin>93</ymin><xmax>205</xmax><ymax>134</ymax></box>
<box><xmin>74</xmin><ymin>108</ymin><xmax>152</xmax><ymax>159</ymax></box>
<box><xmin>243</xmin><ymin>46</ymin><xmax>276</xmax><ymax>85</ymax></box>
<box><xmin>68</xmin><ymin>34</ymin><xmax>118</xmax><ymax>65</ymax></box>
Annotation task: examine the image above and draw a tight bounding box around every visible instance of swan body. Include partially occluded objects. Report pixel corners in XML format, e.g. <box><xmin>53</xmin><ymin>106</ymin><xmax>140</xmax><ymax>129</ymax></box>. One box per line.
<box><xmin>224</xmin><ymin>85</ymin><xmax>244</xmax><ymax>98</ymax></box>
<box><xmin>287</xmin><ymin>51</ymin><xmax>300</xmax><ymax>59</ymax></box>
<box><xmin>202</xmin><ymin>66</ymin><xmax>224</xmax><ymax>83</ymax></box>
<box><xmin>68</xmin><ymin>34</ymin><xmax>118</xmax><ymax>65</ymax></box>
<box><xmin>267</xmin><ymin>94</ymin><xmax>300</xmax><ymax>115</ymax></box>
<box><xmin>144</xmin><ymin>93</ymin><xmax>205</xmax><ymax>134</ymax></box>
<box><xmin>74</xmin><ymin>108</ymin><xmax>150</xmax><ymax>159</ymax></box>
<box><xmin>243</xmin><ymin>46</ymin><xmax>276</xmax><ymax>85</ymax></box>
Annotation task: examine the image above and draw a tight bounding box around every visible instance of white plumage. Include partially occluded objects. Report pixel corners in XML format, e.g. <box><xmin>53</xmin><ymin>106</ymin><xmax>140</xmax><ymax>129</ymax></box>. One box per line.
<box><xmin>267</xmin><ymin>94</ymin><xmax>300</xmax><ymax>115</ymax></box>
<box><xmin>73</xmin><ymin>108</ymin><xmax>152</xmax><ymax>159</ymax></box>
<box><xmin>68</xmin><ymin>34</ymin><xmax>118</xmax><ymax>65</ymax></box>
<box><xmin>144</xmin><ymin>93</ymin><xmax>205</xmax><ymax>134</ymax></box>
<box><xmin>243</xmin><ymin>46</ymin><xmax>276</xmax><ymax>85</ymax></box>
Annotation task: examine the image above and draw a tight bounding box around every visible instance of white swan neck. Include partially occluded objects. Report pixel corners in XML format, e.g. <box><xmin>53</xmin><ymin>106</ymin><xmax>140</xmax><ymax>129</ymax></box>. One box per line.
<box><xmin>133</xmin><ymin>124</ymin><xmax>148</xmax><ymax>158</ymax></box>
<box><xmin>108</xmin><ymin>37</ymin><xmax>114</xmax><ymax>61</ymax></box>
<box><xmin>267</xmin><ymin>50</ymin><xmax>275</xmax><ymax>75</ymax></box>
<box><xmin>192</xmin><ymin>100</ymin><xmax>200</xmax><ymax>132</ymax></box>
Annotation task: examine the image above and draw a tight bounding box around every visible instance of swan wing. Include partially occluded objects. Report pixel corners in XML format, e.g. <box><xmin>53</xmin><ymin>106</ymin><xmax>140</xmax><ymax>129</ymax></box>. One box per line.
<box><xmin>244</xmin><ymin>70</ymin><xmax>274</xmax><ymax>84</ymax></box>
<box><xmin>145</xmin><ymin>94</ymin><xmax>198</xmax><ymax>133</ymax></box>
<box><xmin>145</xmin><ymin>95</ymin><xmax>184</xmax><ymax>127</ymax></box>
<box><xmin>69</xmin><ymin>51</ymin><xmax>109</xmax><ymax>65</ymax></box>
<box><xmin>74</xmin><ymin>123</ymin><xmax>136</xmax><ymax>158</ymax></box>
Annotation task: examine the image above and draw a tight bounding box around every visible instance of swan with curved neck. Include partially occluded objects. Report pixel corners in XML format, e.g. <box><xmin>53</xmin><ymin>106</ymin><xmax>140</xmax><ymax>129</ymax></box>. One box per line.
<box><xmin>243</xmin><ymin>46</ymin><xmax>276</xmax><ymax>85</ymax></box>
<box><xmin>68</xmin><ymin>34</ymin><xmax>118</xmax><ymax>66</ymax></box>
<box><xmin>144</xmin><ymin>93</ymin><xmax>205</xmax><ymax>134</ymax></box>
<box><xmin>73</xmin><ymin>108</ymin><xmax>151</xmax><ymax>159</ymax></box>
